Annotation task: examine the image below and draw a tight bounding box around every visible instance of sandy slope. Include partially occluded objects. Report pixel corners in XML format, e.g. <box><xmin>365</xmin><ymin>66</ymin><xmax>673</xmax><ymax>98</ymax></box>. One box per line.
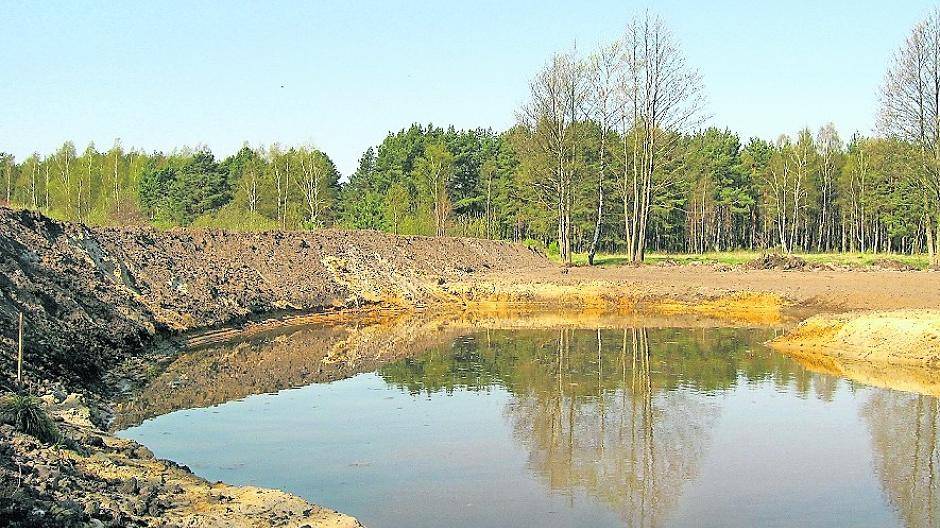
<box><xmin>768</xmin><ymin>310</ymin><xmax>940</xmax><ymax>367</ymax></box>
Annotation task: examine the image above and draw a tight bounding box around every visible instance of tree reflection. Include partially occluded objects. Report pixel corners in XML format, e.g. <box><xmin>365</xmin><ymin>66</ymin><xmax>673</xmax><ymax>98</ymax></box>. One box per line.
<box><xmin>503</xmin><ymin>328</ymin><xmax>715</xmax><ymax>527</ymax></box>
<box><xmin>380</xmin><ymin>327</ymin><xmax>782</xmax><ymax>525</ymax></box>
<box><xmin>864</xmin><ymin>391</ymin><xmax>940</xmax><ymax>528</ymax></box>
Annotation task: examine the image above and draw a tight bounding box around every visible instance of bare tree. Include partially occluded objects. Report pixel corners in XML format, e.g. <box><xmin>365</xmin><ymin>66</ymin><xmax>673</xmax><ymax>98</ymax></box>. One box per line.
<box><xmin>879</xmin><ymin>8</ymin><xmax>940</xmax><ymax>265</ymax></box>
<box><xmin>618</xmin><ymin>13</ymin><xmax>705</xmax><ymax>262</ymax></box>
<box><xmin>586</xmin><ymin>41</ymin><xmax>623</xmax><ymax>265</ymax></box>
<box><xmin>519</xmin><ymin>47</ymin><xmax>588</xmax><ymax>265</ymax></box>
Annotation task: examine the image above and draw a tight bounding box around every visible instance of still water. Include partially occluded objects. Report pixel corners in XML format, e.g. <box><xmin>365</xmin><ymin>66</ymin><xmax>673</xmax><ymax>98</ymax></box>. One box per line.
<box><xmin>118</xmin><ymin>324</ymin><xmax>940</xmax><ymax>528</ymax></box>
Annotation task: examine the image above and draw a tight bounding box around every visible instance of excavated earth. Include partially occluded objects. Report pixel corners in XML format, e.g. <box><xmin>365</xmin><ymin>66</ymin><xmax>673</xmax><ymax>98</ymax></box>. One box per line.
<box><xmin>0</xmin><ymin>207</ymin><xmax>549</xmax><ymax>528</ymax></box>
<box><xmin>2</xmin><ymin>205</ymin><xmax>940</xmax><ymax>527</ymax></box>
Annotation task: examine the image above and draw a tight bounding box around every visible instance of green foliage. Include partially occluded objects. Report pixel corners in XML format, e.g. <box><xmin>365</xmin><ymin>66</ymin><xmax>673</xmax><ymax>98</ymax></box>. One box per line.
<box><xmin>0</xmin><ymin>120</ymin><xmax>935</xmax><ymax>258</ymax></box>
<box><xmin>166</xmin><ymin>150</ymin><xmax>231</xmax><ymax>225</ymax></box>
<box><xmin>191</xmin><ymin>203</ymin><xmax>278</xmax><ymax>231</ymax></box>
<box><xmin>0</xmin><ymin>394</ymin><xmax>60</xmax><ymax>444</ymax></box>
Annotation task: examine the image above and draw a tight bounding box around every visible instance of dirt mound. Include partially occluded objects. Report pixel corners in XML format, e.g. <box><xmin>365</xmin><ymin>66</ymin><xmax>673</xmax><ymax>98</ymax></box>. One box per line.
<box><xmin>769</xmin><ymin>310</ymin><xmax>940</xmax><ymax>367</ymax></box>
<box><xmin>743</xmin><ymin>253</ymin><xmax>808</xmax><ymax>270</ymax></box>
<box><xmin>0</xmin><ymin>207</ymin><xmax>550</xmax><ymax>395</ymax></box>
<box><xmin>872</xmin><ymin>258</ymin><xmax>918</xmax><ymax>271</ymax></box>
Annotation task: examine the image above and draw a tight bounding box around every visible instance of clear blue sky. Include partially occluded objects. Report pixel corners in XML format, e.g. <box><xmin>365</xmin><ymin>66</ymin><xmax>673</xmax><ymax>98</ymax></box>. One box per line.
<box><xmin>1</xmin><ymin>0</ymin><xmax>936</xmax><ymax>176</ymax></box>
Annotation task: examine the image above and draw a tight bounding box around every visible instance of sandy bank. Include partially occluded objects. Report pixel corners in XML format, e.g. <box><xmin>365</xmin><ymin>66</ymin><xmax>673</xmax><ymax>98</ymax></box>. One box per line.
<box><xmin>769</xmin><ymin>310</ymin><xmax>940</xmax><ymax>368</ymax></box>
<box><xmin>461</xmin><ymin>265</ymin><xmax>940</xmax><ymax>312</ymax></box>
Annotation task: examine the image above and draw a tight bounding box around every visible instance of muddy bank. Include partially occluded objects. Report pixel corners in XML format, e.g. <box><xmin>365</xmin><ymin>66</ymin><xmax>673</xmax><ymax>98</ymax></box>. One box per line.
<box><xmin>0</xmin><ymin>206</ymin><xmax>548</xmax><ymax>396</ymax></box>
<box><xmin>1</xmin><ymin>394</ymin><xmax>360</xmax><ymax>528</ymax></box>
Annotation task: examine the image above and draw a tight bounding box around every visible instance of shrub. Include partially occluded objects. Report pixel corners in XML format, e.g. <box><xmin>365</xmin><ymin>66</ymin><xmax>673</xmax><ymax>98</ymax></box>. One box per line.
<box><xmin>0</xmin><ymin>394</ymin><xmax>60</xmax><ymax>444</ymax></box>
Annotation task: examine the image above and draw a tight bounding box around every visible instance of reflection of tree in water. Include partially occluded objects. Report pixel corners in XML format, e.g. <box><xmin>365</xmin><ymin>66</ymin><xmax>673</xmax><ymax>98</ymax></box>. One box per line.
<box><xmin>502</xmin><ymin>329</ymin><xmax>714</xmax><ymax>527</ymax></box>
<box><xmin>380</xmin><ymin>326</ymin><xmax>788</xmax><ymax>526</ymax></box>
<box><xmin>864</xmin><ymin>391</ymin><xmax>940</xmax><ymax>528</ymax></box>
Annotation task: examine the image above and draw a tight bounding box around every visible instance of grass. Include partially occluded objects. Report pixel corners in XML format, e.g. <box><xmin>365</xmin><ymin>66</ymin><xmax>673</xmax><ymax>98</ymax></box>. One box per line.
<box><xmin>0</xmin><ymin>394</ymin><xmax>60</xmax><ymax>444</ymax></box>
<box><xmin>558</xmin><ymin>250</ymin><xmax>933</xmax><ymax>269</ymax></box>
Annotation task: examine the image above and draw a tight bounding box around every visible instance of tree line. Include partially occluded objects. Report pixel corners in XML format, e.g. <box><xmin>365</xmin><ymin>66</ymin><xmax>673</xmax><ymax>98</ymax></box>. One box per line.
<box><xmin>1</xmin><ymin>12</ymin><xmax>938</xmax><ymax>265</ymax></box>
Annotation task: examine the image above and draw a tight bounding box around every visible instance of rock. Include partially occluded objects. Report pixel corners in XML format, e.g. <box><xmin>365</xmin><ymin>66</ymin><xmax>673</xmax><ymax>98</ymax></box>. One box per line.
<box><xmin>132</xmin><ymin>497</ymin><xmax>149</xmax><ymax>515</ymax></box>
<box><xmin>139</xmin><ymin>484</ymin><xmax>156</xmax><ymax>498</ymax></box>
<box><xmin>83</xmin><ymin>500</ymin><xmax>100</xmax><ymax>516</ymax></box>
<box><xmin>83</xmin><ymin>433</ymin><xmax>105</xmax><ymax>447</ymax></box>
<box><xmin>61</xmin><ymin>393</ymin><xmax>86</xmax><ymax>408</ymax></box>
<box><xmin>117</xmin><ymin>476</ymin><xmax>138</xmax><ymax>494</ymax></box>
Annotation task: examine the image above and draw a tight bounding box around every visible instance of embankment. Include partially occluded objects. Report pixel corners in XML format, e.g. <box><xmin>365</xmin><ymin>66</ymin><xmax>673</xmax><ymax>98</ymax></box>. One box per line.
<box><xmin>5</xmin><ymin>205</ymin><xmax>940</xmax><ymax>396</ymax></box>
<box><xmin>769</xmin><ymin>310</ymin><xmax>940</xmax><ymax>368</ymax></box>
<box><xmin>0</xmin><ymin>206</ymin><xmax>549</xmax><ymax>395</ymax></box>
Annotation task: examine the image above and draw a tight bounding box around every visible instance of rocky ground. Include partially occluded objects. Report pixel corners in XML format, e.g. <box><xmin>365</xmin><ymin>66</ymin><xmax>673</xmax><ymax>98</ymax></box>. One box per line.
<box><xmin>1</xmin><ymin>392</ymin><xmax>360</xmax><ymax>528</ymax></box>
<box><xmin>0</xmin><ymin>206</ymin><xmax>548</xmax><ymax>396</ymax></box>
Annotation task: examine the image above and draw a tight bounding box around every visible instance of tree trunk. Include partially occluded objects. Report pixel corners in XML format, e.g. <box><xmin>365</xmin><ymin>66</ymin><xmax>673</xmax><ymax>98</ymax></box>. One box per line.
<box><xmin>588</xmin><ymin>134</ymin><xmax>606</xmax><ymax>266</ymax></box>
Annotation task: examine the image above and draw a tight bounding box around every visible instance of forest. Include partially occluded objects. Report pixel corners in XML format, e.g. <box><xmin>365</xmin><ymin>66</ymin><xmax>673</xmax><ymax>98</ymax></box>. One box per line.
<box><xmin>2</xmin><ymin>12</ymin><xmax>939</xmax><ymax>265</ymax></box>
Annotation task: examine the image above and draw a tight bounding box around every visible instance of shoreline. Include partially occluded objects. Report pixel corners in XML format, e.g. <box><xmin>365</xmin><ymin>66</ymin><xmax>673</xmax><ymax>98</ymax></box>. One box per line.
<box><xmin>3</xmin><ymin>207</ymin><xmax>940</xmax><ymax>527</ymax></box>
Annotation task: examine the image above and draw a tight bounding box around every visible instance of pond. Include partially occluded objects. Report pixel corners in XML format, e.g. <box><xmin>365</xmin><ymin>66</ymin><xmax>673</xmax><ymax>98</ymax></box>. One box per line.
<box><xmin>116</xmin><ymin>317</ymin><xmax>940</xmax><ymax>528</ymax></box>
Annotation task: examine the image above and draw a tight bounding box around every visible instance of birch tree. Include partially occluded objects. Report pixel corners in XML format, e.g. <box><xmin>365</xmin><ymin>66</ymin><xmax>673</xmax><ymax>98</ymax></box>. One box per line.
<box><xmin>296</xmin><ymin>147</ymin><xmax>335</xmax><ymax>228</ymax></box>
<box><xmin>1</xmin><ymin>154</ymin><xmax>13</xmax><ymax>204</ymax></box>
<box><xmin>879</xmin><ymin>7</ymin><xmax>940</xmax><ymax>265</ymax></box>
<box><xmin>815</xmin><ymin>124</ymin><xmax>842</xmax><ymax>251</ymax></box>
<box><xmin>618</xmin><ymin>13</ymin><xmax>705</xmax><ymax>262</ymax></box>
<box><xmin>519</xmin><ymin>48</ymin><xmax>588</xmax><ymax>265</ymax></box>
<box><xmin>586</xmin><ymin>41</ymin><xmax>622</xmax><ymax>265</ymax></box>
<box><xmin>415</xmin><ymin>142</ymin><xmax>454</xmax><ymax>236</ymax></box>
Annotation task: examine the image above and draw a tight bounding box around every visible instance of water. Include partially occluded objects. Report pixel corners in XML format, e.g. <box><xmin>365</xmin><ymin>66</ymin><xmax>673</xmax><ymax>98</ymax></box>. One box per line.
<box><xmin>117</xmin><ymin>323</ymin><xmax>940</xmax><ymax>528</ymax></box>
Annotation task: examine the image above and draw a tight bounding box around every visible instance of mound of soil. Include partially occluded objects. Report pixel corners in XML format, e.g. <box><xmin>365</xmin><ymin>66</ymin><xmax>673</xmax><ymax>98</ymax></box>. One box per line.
<box><xmin>743</xmin><ymin>253</ymin><xmax>808</xmax><ymax>270</ymax></box>
<box><xmin>872</xmin><ymin>258</ymin><xmax>918</xmax><ymax>271</ymax></box>
<box><xmin>0</xmin><ymin>207</ymin><xmax>549</xmax><ymax>396</ymax></box>
<box><xmin>769</xmin><ymin>309</ymin><xmax>940</xmax><ymax>367</ymax></box>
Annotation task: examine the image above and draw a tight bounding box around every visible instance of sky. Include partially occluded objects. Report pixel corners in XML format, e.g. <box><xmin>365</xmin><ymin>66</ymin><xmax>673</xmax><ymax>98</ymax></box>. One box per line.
<box><xmin>1</xmin><ymin>0</ymin><xmax>937</xmax><ymax>177</ymax></box>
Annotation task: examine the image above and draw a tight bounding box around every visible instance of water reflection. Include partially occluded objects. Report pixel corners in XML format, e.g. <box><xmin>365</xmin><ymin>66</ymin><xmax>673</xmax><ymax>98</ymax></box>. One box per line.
<box><xmin>118</xmin><ymin>315</ymin><xmax>940</xmax><ymax>528</ymax></box>
<box><xmin>503</xmin><ymin>329</ymin><xmax>713</xmax><ymax>528</ymax></box>
<box><xmin>113</xmin><ymin>312</ymin><xmax>465</xmax><ymax>429</ymax></box>
<box><xmin>865</xmin><ymin>391</ymin><xmax>940</xmax><ymax>528</ymax></box>
<box><xmin>379</xmin><ymin>327</ymin><xmax>776</xmax><ymax>526</ymax></box>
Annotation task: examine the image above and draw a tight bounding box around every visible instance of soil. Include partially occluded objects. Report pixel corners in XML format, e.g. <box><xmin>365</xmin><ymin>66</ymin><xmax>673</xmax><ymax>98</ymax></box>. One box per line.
<box><xmin>768</xmin><ymin>310</ymin><xmax>940</xmax><ymax>367</ymax></box>
<box><xmin>458</xmin><ymin>264</ymin><xmax>940</xmax><ymax>312</ymax></box>
<box><xmin>3</xmin><ymin>206</ymin><xmax>940</xmax><ymax>527</ymax></box>
<box><xmin>0</xmin><ymin>206</ymin><xmax>548</xmax><ymax>396</ymax></box>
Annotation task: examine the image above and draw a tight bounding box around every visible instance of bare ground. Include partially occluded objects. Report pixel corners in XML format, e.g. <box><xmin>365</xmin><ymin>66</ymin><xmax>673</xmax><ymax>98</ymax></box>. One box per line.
<box><xmin>3</xmin><ymin>206</ymin><xmax>940</xmax><ymax>527</ymax></box>
<box><xmin>458</xmin><ymin>265</ymin><xmax>940</xmax><ymax>312</ymax></box>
